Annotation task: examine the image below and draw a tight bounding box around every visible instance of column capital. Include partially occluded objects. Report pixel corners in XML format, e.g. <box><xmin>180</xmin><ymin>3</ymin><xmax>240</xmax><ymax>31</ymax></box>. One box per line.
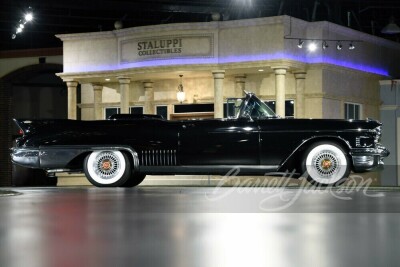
<box><xmin>92</xmin><ymin>84</ymin><xmax>103</xmax><ymax>91</ymax></box>
<box><xmin>118</xmin><ymin>77</ymin><xmax>131</xmax><ymax>84</ymax></box>
<box><xmin>143</xmin><ymin>81</ymin><xmax>154</xmax><ymax>88</ymax></box>
<box><xmin>212</xmin><ymin>70</ymin><xmax>225</xmax><ymax>79</ymax></box>
<box><xmin>273</xmin><ymin>68</ymin><xmax>287</xmax><ymax>75</ymax></box>
<box><xmin>294</xmin><ymin>72</ymin><xmax>307</xmax><ymax>79</ymax></box>
<box><xmin>66</xmin><ymin>81</ymin><xmax>79</xmax><ymax>87</ymax></box>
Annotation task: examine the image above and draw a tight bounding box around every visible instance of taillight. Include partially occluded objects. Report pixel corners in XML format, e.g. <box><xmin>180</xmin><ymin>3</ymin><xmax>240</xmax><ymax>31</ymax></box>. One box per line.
<box><xmin>18</xmin><ymin>129</ymin><xmax>24</xmax><ymax>135</ymax></box>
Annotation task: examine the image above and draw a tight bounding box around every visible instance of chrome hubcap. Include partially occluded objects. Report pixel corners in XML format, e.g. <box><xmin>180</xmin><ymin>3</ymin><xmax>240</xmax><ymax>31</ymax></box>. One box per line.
<box><xmin>313</xmin><ymin>151</ymin><xmax>339</xmax><ymax>177</ymax></box>
<box><xmin>93</xmin><ymin>152</ymin><xmax>121</xmax><ymax>180</ymax></box>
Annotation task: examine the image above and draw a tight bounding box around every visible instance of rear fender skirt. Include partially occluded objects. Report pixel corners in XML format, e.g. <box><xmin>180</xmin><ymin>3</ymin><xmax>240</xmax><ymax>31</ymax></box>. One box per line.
<box><xmin>39</xmin><ymin>145</ymin><xmax>139</xmax><ymax>173</ymax></box>
<box><xmin>277</xmin><ymin>135</ymin><xmax>352</xmax><ymax>172</ymax></box>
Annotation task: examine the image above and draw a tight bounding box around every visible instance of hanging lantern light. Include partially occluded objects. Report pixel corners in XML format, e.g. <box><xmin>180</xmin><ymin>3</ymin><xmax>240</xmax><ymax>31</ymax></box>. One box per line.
<box><xmin>177</xmin><ymin>75</ymin><xmax>185</xmax><ymax>104</ymax></box>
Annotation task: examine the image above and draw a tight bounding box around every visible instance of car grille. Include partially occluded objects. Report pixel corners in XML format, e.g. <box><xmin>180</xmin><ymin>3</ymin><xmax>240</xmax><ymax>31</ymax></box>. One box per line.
<box><xmin>141</xmin><ymin>150</ymin><xmax>177</xmax><ymax>166</ymax></box>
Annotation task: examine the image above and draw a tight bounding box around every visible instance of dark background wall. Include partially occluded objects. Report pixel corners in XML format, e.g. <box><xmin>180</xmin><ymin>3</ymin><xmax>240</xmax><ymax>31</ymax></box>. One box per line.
<box><xmin>0</xmin><ymin>63</ymin><xmax>66</xmax><ymax>186</ymax></box>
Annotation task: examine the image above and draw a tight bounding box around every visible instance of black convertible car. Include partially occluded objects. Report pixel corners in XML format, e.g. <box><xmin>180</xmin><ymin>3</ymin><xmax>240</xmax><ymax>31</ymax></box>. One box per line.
<box><xmin>11</xmin><ymin>92</ymin><xmax>389</xmax><ymax>187</ymax></box>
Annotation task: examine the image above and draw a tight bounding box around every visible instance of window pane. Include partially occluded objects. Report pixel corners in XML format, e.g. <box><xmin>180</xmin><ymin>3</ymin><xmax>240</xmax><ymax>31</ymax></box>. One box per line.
<box><xmin>156</xmin><ymin>106</ymin><xmax>168</xmax><ymax>119</ymax></box>
<box><xmin>105</xmin><ymin>108</ymin><xmax>119</xmax><ymax>119</ymax></box>
<box><xmin>264</xmin><ymin>100</ymin><xmax>294</xmax><ymax>117</ymax></box>
<box><xmin>285</xmin><ymin>100</ymin><xmax>294</xmax><ymax>117</ymax></box>
<box><xmin>355</xmin><ymin>105</ymin><xmax>360</xmax><ymax>120</ymax></box>
<box><xmin>130</xmin><ymin>106</ymin><xmax>143</xmax><ymax>114</ymax></box>
<box><xmin>349</xmin><ymin>104</ymin><xmax>355</xmax><ymax>119</ymax></box>
<box><xmin>265</xmin><ymin>101</ymin><xmax>276</xmax><ymax>112</ymax></box>
<box><xmin>174</xmin><ymin>103</ymin><xmax>214</xmax><ymax>113</ymax></box>
<box><xmin>344</xmin><ymin>103</ymin><xmax>361</xmax><ymax>120</ymax></box>
<box><xmin>224</xmin><ymin>102</ymin><xmax>236</xmax><ymax>118</ymax></box>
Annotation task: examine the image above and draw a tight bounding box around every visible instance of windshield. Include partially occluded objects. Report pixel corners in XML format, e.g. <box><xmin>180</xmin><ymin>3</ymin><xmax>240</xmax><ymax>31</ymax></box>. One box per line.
<box><xmin>238</xmin><ymin>94</ymin><xmax>277</xmax><ymax>119</ymax></box>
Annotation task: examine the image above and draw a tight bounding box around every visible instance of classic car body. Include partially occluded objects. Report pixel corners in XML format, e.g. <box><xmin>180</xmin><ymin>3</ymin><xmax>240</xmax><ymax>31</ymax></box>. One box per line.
<box><xmin>11</xmin><ymin>92</ymin><xmax>389</xmax><ymax>187</ymax></box>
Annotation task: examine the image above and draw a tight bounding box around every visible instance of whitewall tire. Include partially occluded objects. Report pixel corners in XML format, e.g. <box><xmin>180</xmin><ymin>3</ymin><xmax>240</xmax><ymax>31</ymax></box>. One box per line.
<box><xmin>84</xmin><ymin>150</ymin><xmax>131</xmax><ymax>187</ymax></box>
<box><xmin>303</xmin><ymin>142</ymin><xmax>350</xmax><ymax>186</ymax></box>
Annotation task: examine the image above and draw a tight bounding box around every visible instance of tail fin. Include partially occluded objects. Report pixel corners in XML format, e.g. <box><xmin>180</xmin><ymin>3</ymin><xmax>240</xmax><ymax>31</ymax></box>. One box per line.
<box><xmin>13</xmin><ymin>119</ymin><xmax>61</xmax><ymax>136</ymax></box>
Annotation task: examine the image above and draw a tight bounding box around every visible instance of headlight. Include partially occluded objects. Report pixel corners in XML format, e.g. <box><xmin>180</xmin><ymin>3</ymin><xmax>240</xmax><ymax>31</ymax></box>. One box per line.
<box><xmin>356</xmin><ymin>136</ymin><xmax>374</xmax><ymax>147</ymax></box>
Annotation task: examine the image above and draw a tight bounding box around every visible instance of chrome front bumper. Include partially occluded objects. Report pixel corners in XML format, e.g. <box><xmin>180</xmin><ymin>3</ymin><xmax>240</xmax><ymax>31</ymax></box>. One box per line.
<box><xmin>350</xmin><ymin>145</ymin><xmax>390</xmax><ymax>172</ymax></box>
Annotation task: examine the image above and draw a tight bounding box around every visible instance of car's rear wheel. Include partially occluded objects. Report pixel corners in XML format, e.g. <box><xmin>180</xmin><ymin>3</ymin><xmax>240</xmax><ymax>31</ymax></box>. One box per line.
<box><xmin>302</xmin><ymin>142</ymin><xmax>350</xmax><ymax>186</ymax></box>
<box><xmin>84</xmin><ymin>150</ymin><xmax>131</xmax><ymax>187</ymax></box>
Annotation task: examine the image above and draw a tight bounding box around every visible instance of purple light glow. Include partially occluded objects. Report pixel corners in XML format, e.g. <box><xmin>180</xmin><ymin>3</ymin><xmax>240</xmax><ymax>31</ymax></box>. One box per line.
<box><xmin>67</xmin><ymin>52</ymin><xmax>388</xmax><ymax>76</ymax></box>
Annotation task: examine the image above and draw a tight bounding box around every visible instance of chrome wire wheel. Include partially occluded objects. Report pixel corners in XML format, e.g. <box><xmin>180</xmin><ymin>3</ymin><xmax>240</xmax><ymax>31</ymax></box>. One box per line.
<box><xmin>305</xmin><ymin>143</ymin><xmax>349</xmax><ymax>185</ymax></box>
<box><xmin>86</xmin><ymin>151</ymin><xmax>127</xmax><ymax>185</ymax></box>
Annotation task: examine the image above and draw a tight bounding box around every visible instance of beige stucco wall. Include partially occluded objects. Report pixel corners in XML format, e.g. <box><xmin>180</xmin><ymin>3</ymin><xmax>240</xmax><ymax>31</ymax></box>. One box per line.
<box><xmin>322</xmin><ymin>68</ymin><xmax>381</xmax><ymax>119</ymax></box>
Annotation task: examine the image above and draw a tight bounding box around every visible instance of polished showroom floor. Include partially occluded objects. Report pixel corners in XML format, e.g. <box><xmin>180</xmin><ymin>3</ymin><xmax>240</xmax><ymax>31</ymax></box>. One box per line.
<box><xmin>1</xmin><ymin>186</ymin><xmax>400</xmax><ymax>267</ymax></box>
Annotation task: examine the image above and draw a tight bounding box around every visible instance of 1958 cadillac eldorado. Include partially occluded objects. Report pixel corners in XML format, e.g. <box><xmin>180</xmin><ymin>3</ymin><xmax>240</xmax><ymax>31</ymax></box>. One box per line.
<box><xmin>11</xmin><ymin>92</ymin><xmax>389</xmax><ymax>187</ymax></box>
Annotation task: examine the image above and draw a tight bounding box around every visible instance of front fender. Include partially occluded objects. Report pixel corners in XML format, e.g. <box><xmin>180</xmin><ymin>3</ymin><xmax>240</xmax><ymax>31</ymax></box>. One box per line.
<box><xmin>277</xmin><ymin>135</ymin><xmax>352</xmax><ymax>173</ymax></box>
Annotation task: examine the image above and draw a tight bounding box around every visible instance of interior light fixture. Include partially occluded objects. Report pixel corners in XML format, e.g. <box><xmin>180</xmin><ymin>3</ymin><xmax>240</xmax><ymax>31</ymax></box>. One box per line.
<box><xmin>177</xmin><ymin>75</ymin><xmax>185</xmax><ymax>104</ymax></box>
<box><xmin>349</xmin><ymin>42</ymin><xmax>355</xmax><ymax>50</ymax></box>
<box><xmin>322</xmin><ymin>41</ymin><xmax>329</xmax><ymax>50</ymax></box>
<box><xmin>336</xmin><ymin>41</ymin><xmax>343</xmax><ymax>50</ymax></box>
<box><xmin>297</xmin><ymin>39</ymin><xmax>304</xmax><ymax>48</ymax></box>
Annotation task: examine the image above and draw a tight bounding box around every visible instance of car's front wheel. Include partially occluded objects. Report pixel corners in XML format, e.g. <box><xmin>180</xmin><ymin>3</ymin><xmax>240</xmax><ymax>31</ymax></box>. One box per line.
<box><xmin>302</xmin><ymin>142</ymin><xmax>350</xmax><ymax>186</ymax></box>
<box><xmin>84</xmin><ymin>150</ymin><xmax>131</xmax><ymax>187</ymax></box>
<box><xmin>119</xmin><ymin>173</ymin><xmax>146</xmax><ymax>187</ymax></box>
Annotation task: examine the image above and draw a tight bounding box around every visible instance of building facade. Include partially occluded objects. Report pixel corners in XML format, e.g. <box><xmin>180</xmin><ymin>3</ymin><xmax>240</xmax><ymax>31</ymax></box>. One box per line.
<box><xmin>57</xmin><ymin>16</ymin><xmax>400</xmax><ymax>125</ymax></box>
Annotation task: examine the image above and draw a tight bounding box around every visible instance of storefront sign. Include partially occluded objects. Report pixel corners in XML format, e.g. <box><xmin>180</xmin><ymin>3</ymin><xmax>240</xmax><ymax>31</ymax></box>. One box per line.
<box><xmin>120</xmin><ymin>34</ymin><xmax>214</xmax><ymax>63</ymax></box>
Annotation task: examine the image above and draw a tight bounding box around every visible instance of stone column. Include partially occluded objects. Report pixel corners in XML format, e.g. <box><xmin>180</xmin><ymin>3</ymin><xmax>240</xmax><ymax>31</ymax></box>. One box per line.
<box><xmin>143</xmin><ymin>82</ymin><xmax>154</xmax><ymax>114</ymax></box>
<box><xmin>92</xmin><ymin>84</ymin><xmax>103</xmax><ymax>120</ymax></box>
<box><xmin>67</xmin><ymin>81</ymin><xmax>78</xmax><ymax>120</ymax></box>
<box><xmin>118</xmin><ymin>77</ymin><xmax>130</xmax><ymax>114</ymax></box>
<box><xmin>273</xmin><ymin>68</ymin><xmax>288</xmax><ymax>118</ymax></box>
<box><xmin>235</xmin><ymin>75</ymin><xmax>246</xmax><ymax>97</ymax></box>
<box><xmin>212</xmin><ymin>70</ymin><xmax>225</xmax><ymax>118</ymax></box>
<box><xmin>294</xmin><ymin>72</ymin><xmax>306</xmax><ymax>118</ymax></box>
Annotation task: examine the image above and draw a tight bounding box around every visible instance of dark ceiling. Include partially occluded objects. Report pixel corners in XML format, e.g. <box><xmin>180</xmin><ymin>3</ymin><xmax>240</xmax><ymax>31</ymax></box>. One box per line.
<box><xmin>1</xmin><ymin>0</ymin><xmax>400</xmax><ymax>51</ymax></box>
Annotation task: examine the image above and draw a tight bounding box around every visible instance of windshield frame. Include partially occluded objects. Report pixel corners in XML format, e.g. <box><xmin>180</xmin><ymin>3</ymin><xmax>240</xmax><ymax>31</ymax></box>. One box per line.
<box><xmin>237</xmin><ymin>93</ymin><xmax>277</xmax><ymax>120</ymax></box>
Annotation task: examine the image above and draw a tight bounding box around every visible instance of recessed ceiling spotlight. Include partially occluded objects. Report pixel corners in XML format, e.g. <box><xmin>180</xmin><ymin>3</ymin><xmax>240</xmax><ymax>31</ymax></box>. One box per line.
<box><xmin>336</xmin><ymin>41</ymin><xmax>343</xmax><ymax>50</ymax></box>
<box><xmin>349</xmin><ymin>42</ymin><xmax>355</xmax><ymax>50</ymax></box>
